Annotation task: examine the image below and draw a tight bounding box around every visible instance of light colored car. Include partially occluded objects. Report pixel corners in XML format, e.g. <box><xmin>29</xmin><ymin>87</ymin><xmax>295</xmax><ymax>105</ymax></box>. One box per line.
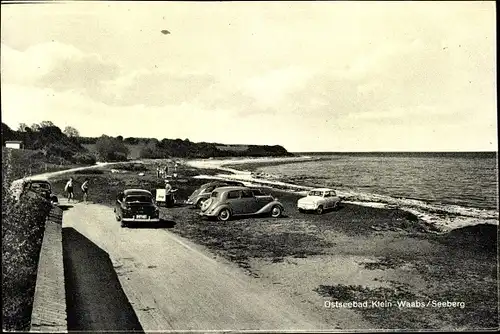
<box><xmin>199</xmin><ymin>186</ymin><xmax>284</xmax><ymax>221</ymax></box>
<box><xmin>297</xmin><ymin>188</ymin><xmax>341</xmax><ymax>214</ymax></box>
<box><xmin>114</xmin><ymin>189</ymin><xmax>160</xmax><ymax>227</ymax></box>
<box><xmin>186</xmin><ymin>181</ymin><xmax>244</xmax><ymax>208</ymax></box>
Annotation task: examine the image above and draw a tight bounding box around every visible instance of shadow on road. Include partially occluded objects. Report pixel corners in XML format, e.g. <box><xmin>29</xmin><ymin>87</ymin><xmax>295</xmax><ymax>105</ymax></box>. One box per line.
<box><xmin>62</xmin><ymin>227</ymin><xmax>144</xmax><ymax>332</ymax></box>
<box><xmin>124</xmin><ymin>219</ymin><xmax>176</xmax><ymax>229</ymax></box>
<box><xmin>57</xmin><ymin>205</ymin><xmax>73</xmax><ymax>211</ymax></box>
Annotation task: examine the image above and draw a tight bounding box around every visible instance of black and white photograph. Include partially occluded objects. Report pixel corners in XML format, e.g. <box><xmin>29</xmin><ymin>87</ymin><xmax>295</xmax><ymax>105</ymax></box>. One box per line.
<box><xmin>1</xmin><ymin>1</ymin><xmax>498</xmax><ymax>332</ymax></box>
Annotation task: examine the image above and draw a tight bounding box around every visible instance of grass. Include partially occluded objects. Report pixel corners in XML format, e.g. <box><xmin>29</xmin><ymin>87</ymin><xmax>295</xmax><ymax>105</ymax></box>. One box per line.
<box><xmin>2</xmin><ymin>148</ymin><xmax>82</xmax><ymax>181</ymax></box>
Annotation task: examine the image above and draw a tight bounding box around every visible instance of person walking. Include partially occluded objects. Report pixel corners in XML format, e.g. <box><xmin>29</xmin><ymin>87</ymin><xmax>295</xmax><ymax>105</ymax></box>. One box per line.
<box><xmin>81</xmin><ymin>178</ymin><xmax>89</xmax><ymax>203</ymax></box>
<box><xmin>64</xmin><ymin>177</ymin><xmax>74</xmax><ymax>203</ymax></box>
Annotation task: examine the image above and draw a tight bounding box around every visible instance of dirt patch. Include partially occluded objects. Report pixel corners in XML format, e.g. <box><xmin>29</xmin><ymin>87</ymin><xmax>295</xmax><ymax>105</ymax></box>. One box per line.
<box><xmin>360</xmin><ymin>257</ymin><xmax>410</xmax><ymax>270</ymax></box>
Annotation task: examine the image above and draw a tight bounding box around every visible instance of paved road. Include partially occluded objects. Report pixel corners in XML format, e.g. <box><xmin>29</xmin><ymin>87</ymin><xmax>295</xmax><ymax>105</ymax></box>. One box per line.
<box><xmin>62</xmin><ymin>201</ymin><xmax>327</xmax><ymax>332</ymax></box>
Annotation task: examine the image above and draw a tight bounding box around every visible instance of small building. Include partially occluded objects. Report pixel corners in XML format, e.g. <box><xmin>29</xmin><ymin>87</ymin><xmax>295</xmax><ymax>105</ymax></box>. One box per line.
<box><xmin>5</xmin><ymin>140</ymin><xmax>24</xmax><ymax>149</ymax></box>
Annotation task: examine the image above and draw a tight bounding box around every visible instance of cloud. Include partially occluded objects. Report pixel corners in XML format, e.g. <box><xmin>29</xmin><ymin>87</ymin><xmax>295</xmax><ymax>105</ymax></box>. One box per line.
<box><xmin>2</xmin><ymin>42</ymin><xmax>216</xmax><ymax>108</ymax></box>
<box><xmin>101</xmin><ymin>70</ymin><xmax>216</xmax><ymax>107</ymax></box>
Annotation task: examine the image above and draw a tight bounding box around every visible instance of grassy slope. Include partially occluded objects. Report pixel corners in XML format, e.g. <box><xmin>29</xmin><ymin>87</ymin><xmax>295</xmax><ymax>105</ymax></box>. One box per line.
<box><xmin>48</xmin><ymin>161</ymin><xmax>498</xmax><ymax>330</ymax></box>
<box><xmin>82</xmin><ymin>144</ymin><xmax>143</xmax><ymax>160</ymax></box>
<box><xmin>2</xmin><ymin>148</ymin><xmax>81</xmax><ymax>181</ymax></box>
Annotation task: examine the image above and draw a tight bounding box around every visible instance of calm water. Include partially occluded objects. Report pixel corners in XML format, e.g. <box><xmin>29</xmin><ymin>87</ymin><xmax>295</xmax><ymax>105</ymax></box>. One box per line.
<box><xmin>256</xmin><ymin>153</ymin><xmax>499</xmax><ymax>211</ymax></box>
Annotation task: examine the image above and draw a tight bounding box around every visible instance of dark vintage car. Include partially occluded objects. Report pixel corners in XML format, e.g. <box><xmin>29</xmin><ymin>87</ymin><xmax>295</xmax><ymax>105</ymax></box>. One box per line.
<box><xmin>186</xmin><ymin>180</ymin><xmax>245</xmax><ymax>208</ymax></box>
<box><xmin>114</xmin><ymin>189</ymin><xmax>160</xmax><ymax>227</ymax></box>
<box><xmin>22</xmin><ymin>179</ymin><xmax>58</xmax><ymax>204</ymax></box>
<box><xmin>199</xmin><ymin>186</ymin><xmax>284</xmax><ymax>221</ymax></box>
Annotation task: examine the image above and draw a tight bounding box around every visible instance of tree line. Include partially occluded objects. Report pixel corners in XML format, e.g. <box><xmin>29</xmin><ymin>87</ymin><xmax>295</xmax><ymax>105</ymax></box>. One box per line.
<box><xmin>2</xmin><ymin>121</ymin><xmax>292</xmax><ymax>163</ymax></box>
<box><xmin>80</xmin><ymin>136</ymin><xmax>293</xmax><ymax>159</ymax></box>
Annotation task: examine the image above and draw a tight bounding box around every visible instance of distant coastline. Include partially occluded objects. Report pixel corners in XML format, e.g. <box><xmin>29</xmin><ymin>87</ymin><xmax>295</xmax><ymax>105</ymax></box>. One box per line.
<box><xmin>291</xmin><ymin>151</ymin><xmax>497</xmax><ymax>158</ymax></box>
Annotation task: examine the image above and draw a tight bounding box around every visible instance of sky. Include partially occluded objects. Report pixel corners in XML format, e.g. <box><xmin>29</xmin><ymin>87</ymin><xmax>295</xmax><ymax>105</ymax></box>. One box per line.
<box><xmin>1</xmin><ymin>1</ymin><xmax>497</xmax><ymax>152</ymax></box>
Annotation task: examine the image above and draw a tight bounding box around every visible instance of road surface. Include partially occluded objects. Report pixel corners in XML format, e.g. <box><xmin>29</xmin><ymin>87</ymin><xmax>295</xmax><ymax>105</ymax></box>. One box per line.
<box><xmin>62</xmin><ymin>201</ymin><xmax>328</xmax><ymax>332</ymax></box>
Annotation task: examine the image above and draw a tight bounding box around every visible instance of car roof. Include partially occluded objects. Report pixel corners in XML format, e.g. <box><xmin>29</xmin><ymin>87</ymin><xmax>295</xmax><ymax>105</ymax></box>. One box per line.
<box><xmin>212</xmin><ymin>186</ymin><xmax>249</xmax><ymax>192</ymax></box>
<box><xmin>310</xmin><ymin>188</ymin><xmax>334</xmax><ymax>192</ymax></box>
<box><xmin>28</xmin><ymin>180</ymin><xmax>50</xmax><ymax>184</ymax></box>
<box><xmin>202</xmin><ymin>180</ymin><xmax>243</xmax><ymax>187</ymax></box>
<box><xmin>202</xmin><ymin>181</ymin><xmax>228</xmax><ymax>187</ymax></box>
<box><xmin>124</xmin><ymin>189</ymin><xmax>152</xmax><ymax>196</ymax></box>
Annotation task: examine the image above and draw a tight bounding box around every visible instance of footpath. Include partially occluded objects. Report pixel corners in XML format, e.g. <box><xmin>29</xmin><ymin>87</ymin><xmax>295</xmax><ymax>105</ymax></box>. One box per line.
<box><xmin>30</xmin><ymin>206</ymin><xmax>67</xmax><ymax>332</ymax></box>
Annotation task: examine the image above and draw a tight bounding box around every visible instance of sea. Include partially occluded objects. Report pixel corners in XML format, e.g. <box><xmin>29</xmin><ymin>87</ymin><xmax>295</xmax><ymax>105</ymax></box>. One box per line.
<box><xmin>251</xmin><ymin>152</ymin><xmax>499</xmax><ymax>230</ymax></box>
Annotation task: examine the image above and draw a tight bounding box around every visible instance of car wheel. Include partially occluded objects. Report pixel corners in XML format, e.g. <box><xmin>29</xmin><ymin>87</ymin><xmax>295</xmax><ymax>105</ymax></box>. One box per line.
<box><xmin>316</xmin><ymin>205</ymin><xmax>324</xmax><ymax>215</ymax></box>
<box><xmin>217</xmin><ymin>209</ymin><xmax>231</xmax><ymax>221</ymax></box>
<box><xmin>271</xmin><ymin>205</ymin><xmax>282</xmax><ymax>218</ymax></box>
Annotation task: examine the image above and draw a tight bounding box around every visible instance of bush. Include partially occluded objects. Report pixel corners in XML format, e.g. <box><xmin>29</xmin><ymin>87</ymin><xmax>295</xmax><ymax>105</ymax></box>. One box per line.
<box><xmin>95</xmin><ymin>135</ymin><xmax>129</xmax><ymax>162</ymax></box>
<box><xmin>2</xmin><ymin>184</ymin><xmax>52</xmax><ymax>330</ymax></box>
<box><xmin>72</xmin><ymin>152</ymin><xmax>97</xmax><ymax>165</ymax></box>
<box><xmin>112</xmin><ymin>163</ymin><xmax>148</xmax><ymax>172</ymax></box>
<box><xmin>74</xmin><ymin>169</ymin><xmax>104</xmax><ymax>175</ymax></box>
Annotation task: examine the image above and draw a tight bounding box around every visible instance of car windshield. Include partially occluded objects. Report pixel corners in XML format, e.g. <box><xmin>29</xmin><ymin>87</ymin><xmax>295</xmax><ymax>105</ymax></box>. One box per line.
<box><xmin>308</xmin><ymin>191</ymin><xmax>324</xmax><ymax>197</ymax></box>
<box><xmin>211</xmin><ymin>191</ymin><xmax>219</xmax><ymax>198</ymax></box>
<box><xmin>125</xmin><ymin>195</ymin><xmax>152</xmax><ymax>203</ymax></box>
<box><xmin>31</xmin><ymin>183</ymin><xmax>50</xmax><ymax>190</ymax></box>
<box><xmin>252</xmin><ymin>189</ymin><xmax>266</xmax><ymax>196</ymax></box>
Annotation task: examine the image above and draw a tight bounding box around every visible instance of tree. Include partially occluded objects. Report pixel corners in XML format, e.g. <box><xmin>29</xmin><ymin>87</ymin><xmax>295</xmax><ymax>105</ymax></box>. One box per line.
<box><xmin>39</xmin><ymin>121</ymin><xmax>55</xmax><ymax>128</ymax></box>
<box><xmin>63</xmin><ymin>126</ymin><xmax>80</xmax><ymax>138</ymax></box>
<box><xmin>31</xmin><ymin>123</ymin><xmax>41</xmax><ymax>132</ymax></box>
<box><xmin>18</xmin><ymin>123</ymin><xmax>29</xmax><ymax>132</ymax></box>
<box><xmin>95</xmin><ymin>135</ymin><xmax>129</xmax><ymax>162</ymax></box>
<box><xmin>139</xmin><ymin>140</ymin><xmax>164</xmax><ymax>159</ymax></box>
<box><xmin>1</xmin><ymin>123</ymin><xmax>16</xmax><ymax>145</ymax></box>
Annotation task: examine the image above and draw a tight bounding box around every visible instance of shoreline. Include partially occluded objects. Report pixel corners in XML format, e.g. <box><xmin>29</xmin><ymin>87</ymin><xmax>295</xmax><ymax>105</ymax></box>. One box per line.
<box><xmin>185</xmin><ymin>156</ymin><xmax>499</xmax><ymax>233</ymax></box>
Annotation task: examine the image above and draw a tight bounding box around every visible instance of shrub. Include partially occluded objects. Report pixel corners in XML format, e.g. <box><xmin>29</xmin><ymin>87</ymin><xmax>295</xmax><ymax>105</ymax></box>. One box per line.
<box><xmin>72</xmin><ymin>152</ymin><xmax>97</xmax><ymax>165</ymax></box>
<box><xmin>2</xmin><ymin>184</ymin><xmax>52</xmax><ymax>330</ymax></box>
<box><xmin>95</xmin><ymin>135</ymin><xmax>129</xmax><ymax>162</ymax></box>
<box><xmin>74</xmin><ymin>169</ymin><xmax>104</xmax><ymax>175</ymax></box>
<box><xmin>112</xmin><ymin>163</ymin><xmax>148</xmax><ymax>172</ymax></box>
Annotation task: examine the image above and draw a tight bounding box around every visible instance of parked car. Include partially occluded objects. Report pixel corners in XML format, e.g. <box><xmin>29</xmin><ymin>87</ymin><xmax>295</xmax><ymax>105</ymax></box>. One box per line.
<box><xmin>114</xmin><ymin>189</ymin><xmax>160</xmax><ymax>227</ymax></box>
<box><xmin>199</xmin><ymin>186</ymin><xmax>284</xmax><ymax>221</ymax></box>
<box><xmin>297</xmin><ymin>188</ymin><xmax>341</xmax><ymax>214</ymax></box>
<box><xmin>21</xmin><ymin>179</ymin><xmax>58</xmax><ymax>205</ymax></box>
<box><xmin>186</xmin><ymin>180</ymin><xmax>244</xmax><ymax>208</ymax></box>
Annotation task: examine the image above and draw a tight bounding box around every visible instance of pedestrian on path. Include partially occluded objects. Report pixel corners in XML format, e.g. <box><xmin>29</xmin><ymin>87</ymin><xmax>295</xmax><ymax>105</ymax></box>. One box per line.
<box><xmin>81</xmin><ymin>178</ymin><xmax>89</xmax><ymax>203</ymax></box>
<box><xmin>64</xmin><ymin>177</ymin><xmax>74</xmax><ymax>203</ymax></box>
